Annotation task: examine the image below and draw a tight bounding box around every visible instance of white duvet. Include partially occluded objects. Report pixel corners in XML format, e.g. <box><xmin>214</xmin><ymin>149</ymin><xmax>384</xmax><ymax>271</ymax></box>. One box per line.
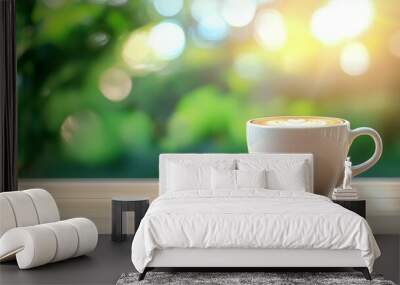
<box><xmin>131</xmin><ymin>190</ymin><xmax>380</xmax><ymax>273</ymax></box>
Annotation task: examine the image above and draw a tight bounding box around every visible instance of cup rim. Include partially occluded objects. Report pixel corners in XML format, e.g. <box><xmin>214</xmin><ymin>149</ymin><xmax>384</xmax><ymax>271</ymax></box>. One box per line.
<box><xmin>247</xmin><ymin>116</ymin><xmax>350</xmax><ymax>129</ymax></box>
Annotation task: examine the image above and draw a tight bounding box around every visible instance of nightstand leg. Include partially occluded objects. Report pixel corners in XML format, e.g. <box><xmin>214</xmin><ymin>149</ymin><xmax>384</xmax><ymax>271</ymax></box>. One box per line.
<box><xmin>112</xmin><ymin>201</ymin><xmax>123</xmax><ymax>242</ymax></box>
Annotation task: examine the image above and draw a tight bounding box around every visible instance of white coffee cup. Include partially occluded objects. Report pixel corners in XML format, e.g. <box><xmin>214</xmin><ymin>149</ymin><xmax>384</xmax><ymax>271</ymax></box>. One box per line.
<box><xmin>246</xmin><ymin>116</ymin><xmax>383</xmax><ymax>196</ymax></box>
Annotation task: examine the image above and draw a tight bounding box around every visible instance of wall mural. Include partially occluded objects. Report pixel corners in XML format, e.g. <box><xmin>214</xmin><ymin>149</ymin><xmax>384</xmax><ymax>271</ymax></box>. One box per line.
<box><xmin>17</xmin><ymin>0</ymin><xmax>400</xmax><ymax>178</ymax></box>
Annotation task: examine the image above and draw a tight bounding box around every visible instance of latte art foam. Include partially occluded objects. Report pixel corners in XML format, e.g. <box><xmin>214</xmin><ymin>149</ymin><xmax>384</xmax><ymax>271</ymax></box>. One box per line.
<box><xmin>250</xmin><ymin>116</ymin><xmax>345</xmax><ymax>127</ymax></box>
<box><xmin>267</xmin><ymin>119</ymin><xmax>328</xmax><ymax>127</ymax></box>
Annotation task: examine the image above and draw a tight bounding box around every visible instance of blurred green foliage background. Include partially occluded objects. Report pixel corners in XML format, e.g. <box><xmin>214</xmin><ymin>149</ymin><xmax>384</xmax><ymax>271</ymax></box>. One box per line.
<box><xmin>17</xmin><ymin>0</ymin><xmax>400</xmax><ymax>178</ymax></box>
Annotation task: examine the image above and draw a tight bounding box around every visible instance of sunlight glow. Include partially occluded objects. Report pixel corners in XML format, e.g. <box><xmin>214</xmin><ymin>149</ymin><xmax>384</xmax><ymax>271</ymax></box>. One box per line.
<box><xmin>99</xmin><ymin>68</ymin><xmax>132</xmax><ymax>102</ymax></box>
<box><xmin>340</xmin><ymin>42</ymin><xmax>370</xmax><ymax>76</ymax></box>
<box><xmin>222</xmin><ymin>0</ymin><xmax>257</xmax><ymax>27</ymax></box>
<box><xmin>311</xmin><ymin>0</ymin><xmax>373</xmax><ymax>45</ymax></box>
<box><xmin>234</xmin><ymin>53</ymin><xmax>264</xmax><ymax>80</ymax></box>
<box><xmin>122</xmin><ymin>30</ymin><xmax>165</xmax><ymax>73</ymax></box>
<box><xmin>255</xmin><ymin>9</ymin><xmax>287</xmax><ymax>51</ymax></box>
<box><xmin>389</xmin><ymin>31</ymin><xmax>400</xmax><ymax>58</ymax></box>
<box><xmin>148</xmin><ymin>22</ymin><xmax>186</xmax><ymax>60</ymax></box>
<box><xmin>153</xmin><ymin>0</ymin><xmax>183</xmax><ymax>17</ymax></box>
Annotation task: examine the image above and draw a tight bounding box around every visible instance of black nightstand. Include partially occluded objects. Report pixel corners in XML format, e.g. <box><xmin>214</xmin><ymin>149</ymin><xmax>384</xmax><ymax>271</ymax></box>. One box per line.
<box><xmin>112</xmin><ymin>197</ymin><xmax>149</xmax><ymax>242</ymax></box>
<box><xmin>333</xmin><ymin>199</ymin><xmax>366</xmax><ymax>218</ymax></box>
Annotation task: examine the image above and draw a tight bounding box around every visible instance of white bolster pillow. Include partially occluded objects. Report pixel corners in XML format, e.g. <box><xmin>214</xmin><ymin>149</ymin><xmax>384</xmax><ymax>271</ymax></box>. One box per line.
<box><xmin>24</xmin><ymin>189</ymin><xmax>60</xmax><ymax>223</ymax></box>
<box><xmin>64</xmin><ymin>218</ymin><xmax>98</xmax><ymax>257</ymax></box>
<box><xmin>0</xmin><ymin>196</ymin><xmax>17</xmax><ymax>237</ymax></box>
<box><xmin>0</xmin><ymin>218</ymin><xmax>98</xmax><ymax>269</ymax></box>
<box><xmin>0</xmin><ymin>226</ymin><xmax>57</xmax><ymax>269</ymax></box>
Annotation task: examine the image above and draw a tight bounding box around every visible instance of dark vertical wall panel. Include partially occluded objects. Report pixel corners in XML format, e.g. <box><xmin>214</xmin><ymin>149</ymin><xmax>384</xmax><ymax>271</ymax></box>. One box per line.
<box><xmin>0</xmin><ymin>0</ymin><xmax>17</xmax><ymax>192</ymax></box>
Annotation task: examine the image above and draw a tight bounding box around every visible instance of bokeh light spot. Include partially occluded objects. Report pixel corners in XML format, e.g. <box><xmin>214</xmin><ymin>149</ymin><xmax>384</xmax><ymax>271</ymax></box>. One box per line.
<box><xmin>60</xmin><ymin>115</ymin><xmax>78</xmax><ymax>144</ymax></box>
<box><xmin>99</xmin><ymin>68</ymin><xmax>132</xmax><ymax>102</ymax></box>
<box><xmin>122</xmin><ymin>30</ymin><xmax>166</xmax><ymax>73</ymax></box>
<box><xmin>89</xmin><ymin>32</ymin><xmax>109</xmax><ymax>47</ymax></box>
<box><xmin>60</xmin><ymin>111</ymin><xmax>99</xmax><ymax>146</ymax></box>
<box><xmin>222</xmin><ymin>0</ymin><xmax>257</xmax><ymax>27</ymax></box>
<box><xmin>197</xmin><ymin>15</ymin><xmax>229</xmax><ymax>42</ymax></box>
<box><xmin>191</xmin><ymin>0</ymin><xmax>220</xmax><ymax>22</ymax></box>
<box><xmin>255</xmin><ymin>9</ymin><xmax>287</xmax><ymax>51</ymax></box>
<box><xmin>153</xmin><ymin>0</ymin><xmax>183</xmax><ymax>17</ymax></box>
<box><xmin>148</xmin><ymin>21</ymin><xmax>186</xmax><ymax>60</ymax></box>
<box><xmin>311</xmin><ymin>0</ymin><xmax>373</xmax><ymax>45</ymax></box>
<box><xmin>340</xmin><ymin>42</ymin><xmax>370</xmax><ymax>76</ymax></box>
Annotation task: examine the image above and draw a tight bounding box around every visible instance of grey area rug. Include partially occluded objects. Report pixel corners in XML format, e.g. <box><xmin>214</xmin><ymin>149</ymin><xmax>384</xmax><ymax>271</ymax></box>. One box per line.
<box><xmin>116</xmin><ymin>272</ymin><xmax>396</xmax><ymax>285</ymax></box>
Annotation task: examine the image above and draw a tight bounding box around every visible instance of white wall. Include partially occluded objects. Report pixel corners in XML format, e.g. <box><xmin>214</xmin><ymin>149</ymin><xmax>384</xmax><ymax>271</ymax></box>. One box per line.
<box><xmin>19</xmin><ymin>178</ymin><xmax>400</xmax><ymax>234</ymax></box>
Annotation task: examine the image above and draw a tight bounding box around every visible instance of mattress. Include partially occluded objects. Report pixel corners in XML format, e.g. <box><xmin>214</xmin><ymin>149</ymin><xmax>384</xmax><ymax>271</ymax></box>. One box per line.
<box><xmin>131</xmin><ymin>190</ymin><xmax>380</xmax><ymax>273</ymax></box>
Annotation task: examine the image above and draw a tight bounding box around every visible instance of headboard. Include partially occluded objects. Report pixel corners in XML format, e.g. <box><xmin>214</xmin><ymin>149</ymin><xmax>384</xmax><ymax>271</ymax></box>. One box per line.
<box><xmin>159</xmin><ymin>153</ymin><xmax>314</xmax><ymax>195</ymax></box>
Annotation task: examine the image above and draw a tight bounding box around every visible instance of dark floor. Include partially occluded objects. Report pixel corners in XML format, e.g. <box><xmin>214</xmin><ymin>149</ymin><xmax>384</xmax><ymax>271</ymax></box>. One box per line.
<box><xmin>0</xmin><ymin>235</ymin><xmax>399</xmax><ymax>285</ymax></box>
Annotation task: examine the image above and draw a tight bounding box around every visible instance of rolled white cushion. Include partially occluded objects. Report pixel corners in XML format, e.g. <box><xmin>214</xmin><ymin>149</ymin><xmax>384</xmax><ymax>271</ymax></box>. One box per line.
<box><xmin>24</xmin><ymin>189</ymin><xmax>60</xmax><ymax>223</ymax></box>
<box><xmin>0</xmin><ymin>196</ymin><xmax>17</xmax><ymax>237</ymax></box>
<box><xmin>0</xmin><ymin>226</ymin><xmax>57</xmax><ymax>269</ymax></box>
<box><xmin>1</xmin><ymin>192</ymin><xmax>39</xmax><ymax>227</ymax></box>
<box><xmin>64</xmin><ymin>218</ymin><xmax>98</xmax><ymax>257</ymax></box>
<box><xmin>0</xmin><ymin>218</ymin><xmax>98</xmax><ymax>269</ymax></box>
<box><xmin>43</xmin><ymin>221</ymin><xmax>79</xmax><ymax>262</ymax></box>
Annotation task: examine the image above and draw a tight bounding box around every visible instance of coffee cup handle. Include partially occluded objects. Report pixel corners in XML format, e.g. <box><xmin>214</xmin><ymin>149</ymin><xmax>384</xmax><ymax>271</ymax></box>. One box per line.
<box><xmin>349</xmin><ymin>127</ymin><xmax>383</xmax><ymax>177</ymax></box>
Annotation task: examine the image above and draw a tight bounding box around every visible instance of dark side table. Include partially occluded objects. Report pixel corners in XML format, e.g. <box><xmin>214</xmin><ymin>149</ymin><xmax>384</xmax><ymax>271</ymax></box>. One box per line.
<box><xmin>333</xmin><ymin>199</ymin><xmax>366</xmax><ymax>218</ymax></box>
<box><xmin>112</xmin><ymin>197</ymin><xmax>149</xmax><ymax>242</ymax></box>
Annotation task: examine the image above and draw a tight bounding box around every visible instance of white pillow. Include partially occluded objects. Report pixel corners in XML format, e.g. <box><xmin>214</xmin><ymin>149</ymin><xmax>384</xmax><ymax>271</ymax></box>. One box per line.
<box><xmin>211</xmin><ymin>168</ymin><xmax>267</xmax><ymax>190</ymax></box>
<box><xmin>237</xmin><ymin>159</ymin><xmax>310</xmax><ymax>192</ymax></box>
<box><xmin>167</xmin><ymin>160</ymin><xmax>235</xmax><ymax>191</ymax></box>
<box><xmin>236</xmin><ymin>169</ymin><xmax>267</xmax><ymax>189</ymax></box>
<box><xmin>211</xmin><ymin>168</ymin><xmax>236</xmax><ymax>190</ymax></box>
<box><xmin>267</xmin><ymin>164</ymin><xmax>308</xmax><ymax>191</ymax></box>
<box><xmin>167</xmin><ymin>163</ymin><xmax>208</xmax><ymax>191</ymax></box>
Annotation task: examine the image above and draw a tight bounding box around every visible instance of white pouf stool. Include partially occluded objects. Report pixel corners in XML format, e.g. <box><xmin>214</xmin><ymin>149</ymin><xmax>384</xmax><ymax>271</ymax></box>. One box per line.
<box><xmin>0</xmin><ymin>189</ymin><xmax>98</xmax><ymax>269</ymax></box>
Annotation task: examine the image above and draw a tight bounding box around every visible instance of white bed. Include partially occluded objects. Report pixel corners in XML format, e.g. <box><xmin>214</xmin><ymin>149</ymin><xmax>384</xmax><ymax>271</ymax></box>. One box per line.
<box><xmin>131</xmin><ymin>154</ymin><xmax>380</xmax><ymax>280</ymax></box>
